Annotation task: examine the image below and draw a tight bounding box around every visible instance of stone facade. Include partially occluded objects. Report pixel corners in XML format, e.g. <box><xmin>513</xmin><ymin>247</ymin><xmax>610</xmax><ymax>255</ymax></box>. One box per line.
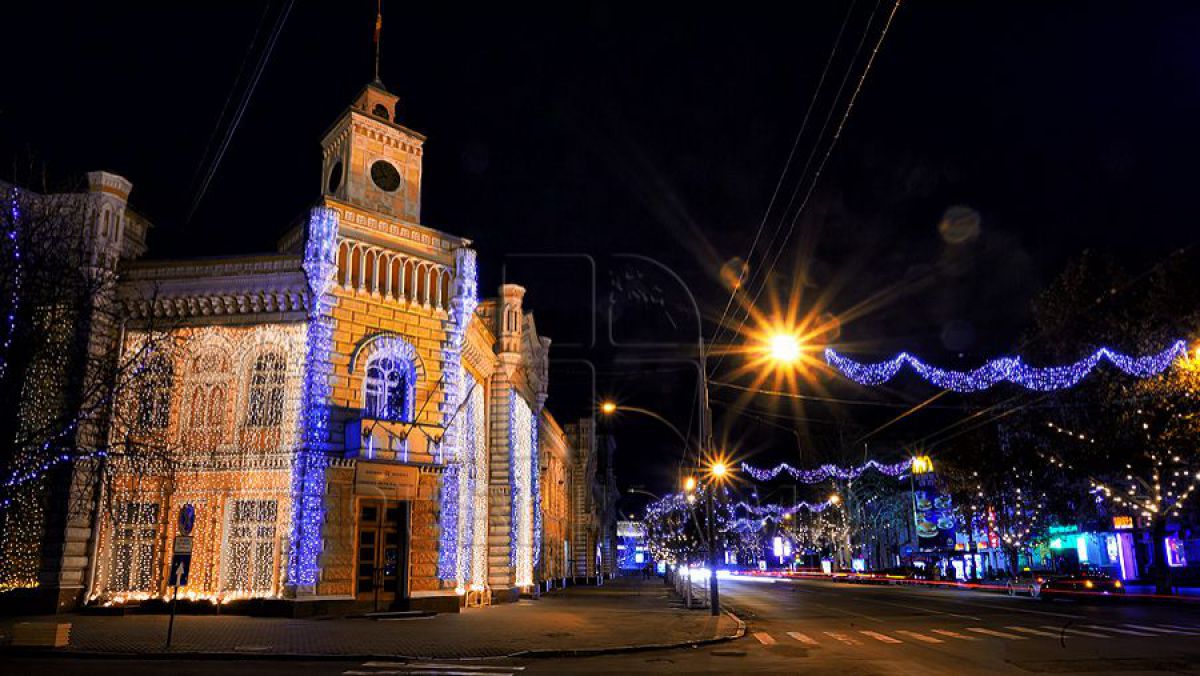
<box><xmin>2</xmin><ymin>80</ymin><xmax>574</xmax><ymax>613</ymax></box>
<box><xmin>538</xmin><ymin>411</ymin><xmax>570</xmax><ymax>586</ymax></box>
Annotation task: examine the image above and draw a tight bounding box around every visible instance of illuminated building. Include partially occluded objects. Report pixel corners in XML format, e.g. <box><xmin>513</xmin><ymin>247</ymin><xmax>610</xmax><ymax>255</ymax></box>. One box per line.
<box><xmin>3</xmin><ymin>80</ymin><xmax>560</xmax><ymax>612</ymax></box>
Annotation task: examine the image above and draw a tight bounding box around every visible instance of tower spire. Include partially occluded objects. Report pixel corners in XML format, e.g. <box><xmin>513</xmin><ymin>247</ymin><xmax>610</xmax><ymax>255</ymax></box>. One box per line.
<box><xmin>373</xmin><ymin>0</ymin><xmax>383</xmax><ymax>84</ymax></box>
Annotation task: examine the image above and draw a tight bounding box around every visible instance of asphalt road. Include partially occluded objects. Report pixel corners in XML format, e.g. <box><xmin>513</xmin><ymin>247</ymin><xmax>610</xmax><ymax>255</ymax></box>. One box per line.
<box><xmin>8</xmin><ymin>578</ymin><xmax>1200</xmax><ymax>675</ymax></box>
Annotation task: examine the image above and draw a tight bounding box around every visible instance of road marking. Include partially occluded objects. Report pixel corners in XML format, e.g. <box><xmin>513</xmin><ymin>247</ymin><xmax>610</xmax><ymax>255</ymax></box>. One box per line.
<box><xmin>787</xmin><ymin>631</ymin><xmax>818</xmax><ymax>645</ymax></box>
<box><xmin>931</xmin><ymin>629</ymin><xmax>978</xmax><ymax>641</ymax></box>
<box><xmin>362</xmin><ymin>665</ymin><xmax>523</xmax><ymax>672</ymax></box>
<box><xmin>940</xmin><ymin>599</ymin><xmax>1085</xmax><ymax>620</ymax></box>
<box><xmin>347</xmin><ymin>672</ymin><xmax>513</xmax><ymax>676</ymax></box>
<box><xmin>1158</xmin><ymin>624</ymin><xmax>1200</xmax><ymax>633</ymax></box>
<box><xmin>966</xmin><ymin>627</ymin><xmax>1027</xmax><ymax>640</ymax></box>
<box><xmin>754</xmin><ymin>631</ymin><xmax>777</xmax><ymax>645</ymax></box>
<box><xmin>1081</xmin><ymin>625</ymin><xmax>1156</xmax><ymax>637</ymax></box>
<box><xmin>1005</xmin><ymin>626</ymin><xmax>1063</xmax><ymax>638</ymax></box>
<box><xmin>895</xmin><ymin>630</ymin><xmax>944</xmax><ymax>643</ymax></box>
<box><xmin>823</xmin><ymin>631</ymin><xmax>863</xmax><ymax>646</ymax></box>
<box><xmin>859</xmin><ymin>630</ymin><xmax>903</xmax><ymax>644</ymax></box>
<box><xmin>1124</xmin><ymin>624</ymin><xmax>1200</xmax><ymax>635</ymax></box>
<box><xmin>1039</xmin><ymin>625</ymin><xmax>1109</xmax><ymax>638</ymax></box>
<box><xmin>858</xmin><ymin>598</ymin><xmax>981</xmax><ymax>621</ymax></box>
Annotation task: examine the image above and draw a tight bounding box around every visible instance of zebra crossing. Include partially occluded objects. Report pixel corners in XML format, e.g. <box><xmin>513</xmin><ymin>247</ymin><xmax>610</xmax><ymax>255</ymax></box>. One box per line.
<box><xmin>343</xmin><ymin>661</ymin><xmax>525</xmax><ymax>676</ymax></box>
<box><xmin>752</xmin><ymin>622</ymin><xmax>1200</xmax><ymax>649</ymax></box>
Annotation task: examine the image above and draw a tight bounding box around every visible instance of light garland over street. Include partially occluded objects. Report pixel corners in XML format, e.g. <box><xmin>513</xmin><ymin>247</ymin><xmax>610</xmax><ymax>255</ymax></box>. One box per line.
<box><xmin>824</xmin><ymin>340</ymin><xmax>1187</xmax><ymax>392</ymax></box>
<box><xmin>740</xmin><ymin>458</ymin><xmax>912</xmax><ymax>483</ymax></box>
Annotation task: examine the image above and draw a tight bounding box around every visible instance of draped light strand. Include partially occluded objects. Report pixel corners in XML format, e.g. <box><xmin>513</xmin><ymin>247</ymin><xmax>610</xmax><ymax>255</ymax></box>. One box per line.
<box><xmin>825</xmin><ymin>341</ymin><xmax>1187</xmax><ymax>392</ymax></box>
<box><xmin>741</xmin><ymin>458</ymin><xmax>912</xmax><ymax>483</ymax></box>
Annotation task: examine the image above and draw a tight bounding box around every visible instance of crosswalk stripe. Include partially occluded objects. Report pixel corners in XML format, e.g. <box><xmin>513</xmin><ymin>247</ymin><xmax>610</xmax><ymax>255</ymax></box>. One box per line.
<box><xmin>859</xmin><ymin>630</ymin><xmax>903</xmax><ymax>644</ymax></box>
<box><xmin>1082</xmin><ymin>625</ymin><xmax>1156</xmax><ymax>637</ymax></box>
<box><xmin>967</xmin><ymin>627</ymin><xmax>1027</xmax><ymax>640</ymax></box>
<box><xmin>1006</xmin><ymin>626</ymin><xmax>1063</xmax><ymax>638</ymax></box>
<box><xmin>787</xmin><ymin>631</ymin><xmax>818</xmax><ymax>645</ymax></box>
<box><xmin>1040</xmin><ymin>625</ymin><xmax>1108</xmax><ymax>638</ymax></box>
<box><xmin>823</xmin><ymin>631</ymin><xmax>863</xmax><ymax>646</ymax></box>
<box><xmin>754</xmin><ymin>631</ymin><xmax>777</xmax><ymax>645</ymax></box>
<box><xmin>1123</xmin><ymin>624</ymin><xmax>1200</xmax><ymax>635</ymax></box>
<box><xmin>931</xmin><ymin>629</ymin><xmax>977</xmax><ymax>641</ymax></box>
<box><xmin>895</xmin><ymin>630</ymin><xmax>943</xmax><ymax>644</ymax></box>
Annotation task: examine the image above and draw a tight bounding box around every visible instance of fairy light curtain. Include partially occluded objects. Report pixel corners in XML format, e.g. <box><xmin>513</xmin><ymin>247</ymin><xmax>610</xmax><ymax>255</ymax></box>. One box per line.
<box><xmin>94</xmin><ymin>324</ymin><xmax>304</xmax><ymax>604</ymax></box>
<box><xmin>509</xmin><ymin>392</ymin><xmax>535</xmax><ymax>587</ymax></box>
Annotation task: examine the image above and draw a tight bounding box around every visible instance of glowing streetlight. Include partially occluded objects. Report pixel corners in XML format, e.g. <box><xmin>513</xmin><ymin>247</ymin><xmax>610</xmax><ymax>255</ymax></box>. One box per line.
<box><xmin>709</xmin><ymin>462</ymin><xmax>728</xmax><ymax>479</ymax></box>
<box><xmin>600</xmin><ymin>401</ymin><xmax>617</xmax><ymax>415</ymax></box>
<box><xmin>767</xmin><ymin>331</ymin><xmax>803</xmax><ymax>365</ymax></box>
<box><xmin>828</xmin><ymin>493</ymin><xmax>841</xmax><ymax>505</ymax></box>
<box><xmin>683</xmin><ymin>476</ymin><xmax>697</xmax><ymax>492</ymax></box>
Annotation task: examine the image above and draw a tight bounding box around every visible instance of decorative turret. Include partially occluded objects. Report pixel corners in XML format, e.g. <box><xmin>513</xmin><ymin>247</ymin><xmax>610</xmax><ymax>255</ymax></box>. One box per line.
<box><xmin>498</xmin><ymin>284</ymin><xmax>525</xmax><ymax>355</ymax></box>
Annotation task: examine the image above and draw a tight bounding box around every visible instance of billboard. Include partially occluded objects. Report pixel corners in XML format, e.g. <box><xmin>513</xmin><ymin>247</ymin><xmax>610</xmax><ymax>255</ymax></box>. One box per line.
<box><xmin>913</xmin><ymin>471</ymin><xmax>956</xmax><ymax>550</ymax></box>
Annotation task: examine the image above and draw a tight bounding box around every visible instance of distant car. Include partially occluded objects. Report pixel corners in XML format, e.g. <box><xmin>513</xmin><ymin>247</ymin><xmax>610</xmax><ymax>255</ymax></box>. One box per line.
<box><xmin>1006</xmin><ymin>570</ymin><xmax>1050</xmax><ymax>598</ymax></box>
<box><xmin>1039</xmin><ymin>571</ymin><xmax>1124</xmax><ymax>600</ymax></box>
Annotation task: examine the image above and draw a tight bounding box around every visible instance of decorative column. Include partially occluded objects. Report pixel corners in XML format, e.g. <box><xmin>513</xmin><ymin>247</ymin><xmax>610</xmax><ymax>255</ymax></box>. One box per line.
<box><xmin>437</xmin><ymin>247</ymin><xmax>478</xmax><ymax>590</ymax></box>
<box><xmin>287</xmin><ymin>206</ymin><xmax>338</xmax><ymax>594</ymax></box>
<box><xmin>486</xmin><ymin>285</ymin><xmax>524</xmax><ymax>594</ymax></box>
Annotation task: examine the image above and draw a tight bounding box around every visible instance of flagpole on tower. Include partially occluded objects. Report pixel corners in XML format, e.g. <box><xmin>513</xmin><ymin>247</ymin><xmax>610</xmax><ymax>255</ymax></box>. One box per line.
<box><xmin>374</xmin><ymin>0</ymin><xmax>383</xmax><ymax>84</ymax></box>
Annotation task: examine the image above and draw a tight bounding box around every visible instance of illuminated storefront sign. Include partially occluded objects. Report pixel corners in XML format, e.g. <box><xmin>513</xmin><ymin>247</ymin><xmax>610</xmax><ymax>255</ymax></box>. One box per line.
<box><xmin>1112</xmin><ymin>516</ymin><xmax>1134</xmax><ymax>530</ymax></box>
<box><xmin>1166</xmin><ymin>536</ymin><xmax>1188</xmax><ymax>568</ymax></box>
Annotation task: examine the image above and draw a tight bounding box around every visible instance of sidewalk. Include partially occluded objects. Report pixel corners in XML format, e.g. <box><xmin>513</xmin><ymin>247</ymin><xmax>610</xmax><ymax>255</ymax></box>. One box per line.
<box><xmin>1</xmin><ymin>576</ymin><xmax>742</xmax><ymax>660</ymax></box>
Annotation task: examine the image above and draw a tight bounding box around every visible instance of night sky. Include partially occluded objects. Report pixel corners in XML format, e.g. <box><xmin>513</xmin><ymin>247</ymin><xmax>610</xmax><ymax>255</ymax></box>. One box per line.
<box><xmin>3</xmin><ymin>2</ymin><xmax>1198</xmax><ymax>511</ymax></box>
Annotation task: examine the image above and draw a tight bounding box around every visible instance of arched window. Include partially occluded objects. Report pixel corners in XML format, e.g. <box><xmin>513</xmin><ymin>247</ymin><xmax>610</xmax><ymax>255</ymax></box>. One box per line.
<box><xmin>363</xmin><ymin>345</ymin><xmax>416</xmax><ymax>422</ymax></box>
<box><xmin>186</xmin><ymin>350</ymin><xmax>230</xmax><ymax>450</ymax></box>
<box><xmin>135</xmin><ymin>354</ymin><xmax>173</xmax><ymax>430</ymax></box>
<box><xmin>247</xmin><ymin>352</ymin><xmax>287</xmax><ymax>427</ymax></box>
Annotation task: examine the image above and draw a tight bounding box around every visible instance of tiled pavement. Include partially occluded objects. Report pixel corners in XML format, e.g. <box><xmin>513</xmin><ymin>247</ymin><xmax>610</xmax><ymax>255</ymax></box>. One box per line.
<box><xmin>1</xmin><ymin>577</ymin><xmax>737</xmax><ymax>659</ymax></box>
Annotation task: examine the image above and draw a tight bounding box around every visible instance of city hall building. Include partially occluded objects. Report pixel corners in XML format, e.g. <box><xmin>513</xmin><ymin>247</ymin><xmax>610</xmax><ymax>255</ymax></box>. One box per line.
<box><xmin>4</xmin><ymin>80</ymin><xmax>574</xmax><ymax>613</ymax></box>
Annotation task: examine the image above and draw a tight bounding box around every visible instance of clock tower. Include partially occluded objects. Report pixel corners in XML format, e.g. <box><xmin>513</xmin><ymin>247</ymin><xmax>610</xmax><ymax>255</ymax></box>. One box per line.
<box><xmin>320</xmin><ymin>80</ymin><xmax>424</xmax><ymax>223</ymax></box>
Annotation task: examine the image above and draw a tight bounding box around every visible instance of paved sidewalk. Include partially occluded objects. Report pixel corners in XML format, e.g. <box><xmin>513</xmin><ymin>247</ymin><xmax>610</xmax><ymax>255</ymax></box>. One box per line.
<box><xmin>1</xmin><ymin>576</ymin><xmax>740</xmax><ymax>659</ymax></box>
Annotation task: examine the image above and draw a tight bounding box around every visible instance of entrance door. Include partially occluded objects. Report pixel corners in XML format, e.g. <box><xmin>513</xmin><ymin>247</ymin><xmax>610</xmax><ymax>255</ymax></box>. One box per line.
<box><xmin>356</xmin><ymin>499</ymin><xmax>409</xmax><ymax>607</ymax></box>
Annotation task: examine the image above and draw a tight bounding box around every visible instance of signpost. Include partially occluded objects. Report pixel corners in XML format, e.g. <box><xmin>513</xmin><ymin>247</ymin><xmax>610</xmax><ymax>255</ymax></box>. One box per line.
<box><xmin>166</xmin><ymin>504</ymin><xmax>196</xmax><ymax>649</ymax></box>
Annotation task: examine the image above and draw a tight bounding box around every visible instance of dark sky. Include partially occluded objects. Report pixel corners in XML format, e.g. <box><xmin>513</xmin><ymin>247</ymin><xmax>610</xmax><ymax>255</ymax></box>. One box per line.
<box><xmin>4</xmin><ymin>2</ymin><xmax>1198</xmax><ymax>506</ymax></box>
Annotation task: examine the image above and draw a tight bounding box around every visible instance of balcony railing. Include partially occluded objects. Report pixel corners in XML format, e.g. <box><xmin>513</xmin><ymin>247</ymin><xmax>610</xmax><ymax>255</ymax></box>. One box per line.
<box><xmin>345</xmin><ymin>418</ymin><xmax>444</xmax><ymax>464</ymax></box>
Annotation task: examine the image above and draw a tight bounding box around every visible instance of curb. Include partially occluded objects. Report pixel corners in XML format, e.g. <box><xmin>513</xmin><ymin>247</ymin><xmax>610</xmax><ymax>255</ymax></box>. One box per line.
<box><xmin>0</xmin><ymin>609</ymin><xmax>746</xmax><ymax>662</ymax></box>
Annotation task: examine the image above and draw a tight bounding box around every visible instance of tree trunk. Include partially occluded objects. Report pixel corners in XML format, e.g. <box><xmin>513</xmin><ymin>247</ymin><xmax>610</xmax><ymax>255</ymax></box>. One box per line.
<box><xmin>1150</xmin><ymin>516</ymin><xmax>1172</xmax><ymax>596</ymax></box>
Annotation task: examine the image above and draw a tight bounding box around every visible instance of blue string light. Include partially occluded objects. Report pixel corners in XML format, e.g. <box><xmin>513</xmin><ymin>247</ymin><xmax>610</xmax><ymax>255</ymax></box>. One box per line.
<box><xmin>732</xmin><ymin>499</ymin><xmax>836</xmax><ymax>517</ymax></box>
<box><xmin>288</xmin><ymin>206</ymin><xmax>339</xmax><ymax>587</ymax></box>
<box><xmin>825</xmin><ymin>341</ymin><xmax>1187</xmax><ymax>392</ymax></box>
<box><xmin>531</xmin><ymin>411</ymin><xmax>542</xmax><ymax>571</ymax></box>
<box><xmin>741</xmin><ymin>459</ymin><xmax>912</xmax><ymax>483</ymax></box>
<box><xmin>1</xmin><ymin>187</ymin><xmax>21</xmax><ymax>384</ymax></box>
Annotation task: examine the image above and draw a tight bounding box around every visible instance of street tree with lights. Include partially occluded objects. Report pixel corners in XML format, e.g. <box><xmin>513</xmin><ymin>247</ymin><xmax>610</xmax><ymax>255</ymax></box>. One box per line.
<box><xmin>1025</xmin><ymin>252</ymin><xmax>1200</xmax><ymax>592</ymax></box>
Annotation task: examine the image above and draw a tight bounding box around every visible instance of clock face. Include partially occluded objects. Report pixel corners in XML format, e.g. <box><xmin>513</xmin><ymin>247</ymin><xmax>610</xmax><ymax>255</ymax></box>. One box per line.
<box><xmin>370</xmin><ymin>160</ymin><xmax>402</xmax><ymax>192</ymax></box>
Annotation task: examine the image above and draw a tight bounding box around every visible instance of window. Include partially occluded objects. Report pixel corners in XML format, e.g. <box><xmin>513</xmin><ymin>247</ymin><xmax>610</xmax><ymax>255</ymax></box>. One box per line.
<box><xmin>371</xmin><ymin>103</ymin><xmax>390</xmax><ymax>120</ymax></box>
<box><xmin>184</xmin><ymin>351</ymin><xmax>230</xmax><ymax>449</ymax></box>
<box><xmin>364</xmin><ymin>352</ymin><xmax>414</xmax><ymax>421</ymax></box>
<box><xmin>247</xmin><ymin>352</ymin><xmax>286</xmax><ymax>427</ymax></box>
<box><xmin>135</xmin><ymin>355</ymin><xmax>173</xmax><ymax>431</ymax></box>
<box><xmin>110</xmin><ymin>502</ymin><xmax>160</xmax><ymax>592</ymax></box>
<box><xmin>223</xmin><ymin>499</ymin><xmax>278</xmax><ymax>593</ymax></box>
